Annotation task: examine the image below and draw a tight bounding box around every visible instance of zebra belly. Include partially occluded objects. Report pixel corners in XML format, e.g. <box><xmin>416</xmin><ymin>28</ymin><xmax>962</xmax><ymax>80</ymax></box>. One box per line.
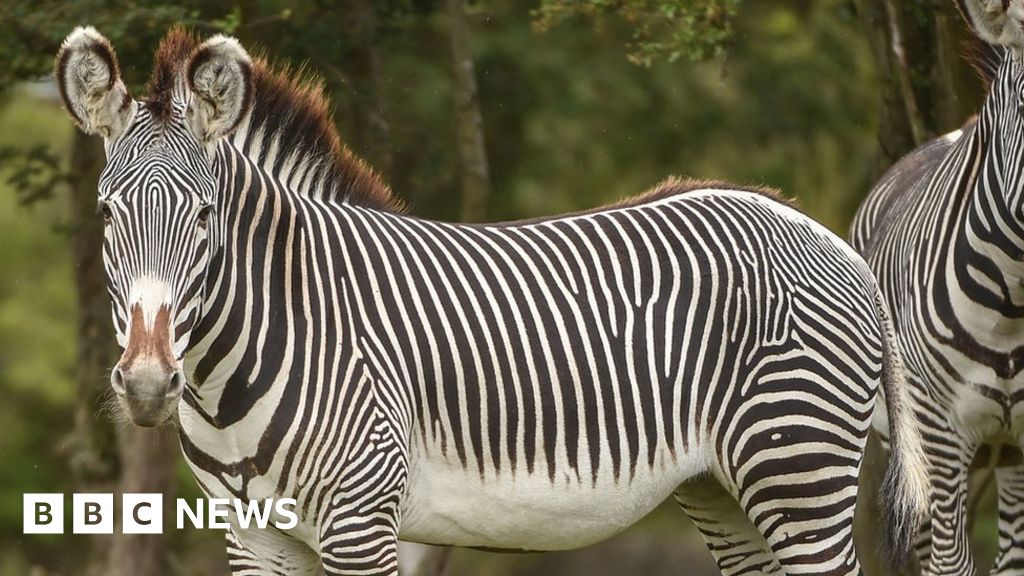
<box><xmin>398</xmin><ymin>445</ymin><xmax>707</xmax><ymax>550</ymax></box>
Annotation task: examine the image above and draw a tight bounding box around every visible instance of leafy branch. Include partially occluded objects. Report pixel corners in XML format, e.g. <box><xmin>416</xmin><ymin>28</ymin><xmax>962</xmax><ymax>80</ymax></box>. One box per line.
<box><xmin>533</xmin><ymin>0</ymin><xmax>741</xmax><ymax>66</ymax></box>
<box><xmin>0</xmin><ymin>143</ymin><xmax>67</xmax><ymax>207</ymax></box>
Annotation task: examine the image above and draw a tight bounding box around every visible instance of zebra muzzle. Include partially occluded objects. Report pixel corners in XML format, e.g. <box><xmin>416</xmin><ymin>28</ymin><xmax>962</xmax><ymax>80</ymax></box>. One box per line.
<box><xmin>111</xmin><ymin>303</ymin><xmax>185</xmax><ymax>426</ymax></box>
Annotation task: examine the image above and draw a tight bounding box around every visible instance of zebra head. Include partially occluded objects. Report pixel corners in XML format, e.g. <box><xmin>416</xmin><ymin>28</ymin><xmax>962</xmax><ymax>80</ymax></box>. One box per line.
<box><xmin>55</xmin><ymin>27</ymin><xmax>254</xmax><ymax>426</ymax></box>
<box><xmin>960</xmin><ymin>2</ymin><xmax>1024</xmax><ymax>185</ymax></box>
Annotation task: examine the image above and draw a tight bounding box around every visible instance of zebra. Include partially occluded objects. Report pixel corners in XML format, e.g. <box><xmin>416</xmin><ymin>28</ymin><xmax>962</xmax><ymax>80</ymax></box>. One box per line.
<box><xmin>850</xmin><ymin>1</ymin><xmax>1024</xmax><ymax>573</ymax></box>
<box><xmin>56</xmin><ymin>26</ymin><xmax>928</xmax><ymax>576</ymax></box>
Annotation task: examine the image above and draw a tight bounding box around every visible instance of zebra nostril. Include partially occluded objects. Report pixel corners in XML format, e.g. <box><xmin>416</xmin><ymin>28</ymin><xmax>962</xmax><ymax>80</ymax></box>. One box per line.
<box><xmin>111</xmin><ymin>367</ymin><xmax>127</xmax><ymax>395</ymax></box>
<box><xmin>167</xmin><ymin>370</ymin><xmax>185</xmax><ymax>397</ymax></box>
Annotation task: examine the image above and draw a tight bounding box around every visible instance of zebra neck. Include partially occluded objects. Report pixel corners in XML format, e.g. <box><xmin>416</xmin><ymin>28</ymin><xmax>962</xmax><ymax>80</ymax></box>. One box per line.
<box><xmin>185</xmin><ymin>148</ymin><xmax>356</xmax><ymax>426</ymax></box>
<box><xmin>962</xmin><ymin>118</ymin><xmax>1024</xmax><ymax>283</ymax></box>
<box><xmin>969</xmin><ymin>86</ymin><xmax>1024</xmax><ymax>265</ymax></box>
<box><xmin>935</xmin><ymin>121</ymin><xmax>1024</xmax><ymax>356</ymax></box>
<box><xmin>177</xmin><ymin>149</ymin><xmax>392</xmax><ymax>497</ymax></box>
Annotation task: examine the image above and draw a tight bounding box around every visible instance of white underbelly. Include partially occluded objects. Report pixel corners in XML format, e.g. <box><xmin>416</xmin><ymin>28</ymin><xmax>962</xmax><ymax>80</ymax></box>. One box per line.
<box><xmin>398</xmin><ymin>445</ymin><xmax>708</xmax><ymax>550</ymax></box>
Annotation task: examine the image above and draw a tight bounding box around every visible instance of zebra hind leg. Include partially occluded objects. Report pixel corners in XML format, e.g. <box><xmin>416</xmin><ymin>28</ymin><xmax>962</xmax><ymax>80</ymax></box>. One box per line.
<box><xmin>675</xmin><ymin>476</ymin><xmax>782</xmax><ymax>575</ymax></box>
<box><xmin>728</xmin><ymin>416</ymin><xmax>866</xmax><ymax>576</ymax></box>
<box><xmin>225</xmin><ymin>526</ymin><xmax>322</xmax><ymax>576</ymax></box>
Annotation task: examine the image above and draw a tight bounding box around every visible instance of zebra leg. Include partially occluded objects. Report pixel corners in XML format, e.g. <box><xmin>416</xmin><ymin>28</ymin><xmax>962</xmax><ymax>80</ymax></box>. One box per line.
<box><xmin>675</xmin><ymin>476</ymin><xmax>782</xmax><ymax>575</ymax></box>
<box><xmin>920</xmin><ymin>436</ymin><xmax>975</xmax><ymax>576</ymax></box>
<box><xmin>914</xmin><ymin>520</ymin><xmax>934</xmax><ymax>574</ymax></box>
<box><xmin>726</xmin><ymin>422</ymin><xmax>865</xmax><ymax>576</ymax></box>
<box><xmin>745</xmin><ymin>473</ymin><xmax>863</xmax><ymax>576</ymax></box>
<box><xmin>874</xmin><ymin>405</ymin><xmax>972</xmax><ymax>575</ymax></box>
<box><xmin>992</xmin><ymin>465</ymin><xmax>1024</xmax><ymax>574</ymax></box>
<box><xmin>314</xmin><ymin>386</ymin><xmax>408</xmax><ymax>575</ymax></box>
<box><xmin>318</xmin><ymin>491</ymin><xmax>403</xmax><ymax>575</ymax></box>
<box><xmin>319</xmin><ymin>512</ymin><xmax>400</xmax><ymax>575</ymax></box>
<box><xmin>225</xmin><ymin>526</ymin><xmax>322</xmax><ymax>575</ymax></box>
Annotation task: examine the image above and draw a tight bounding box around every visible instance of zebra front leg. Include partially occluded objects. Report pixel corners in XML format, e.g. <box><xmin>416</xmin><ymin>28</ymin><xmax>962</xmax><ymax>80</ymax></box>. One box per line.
<box><xmin>992</xmin><ymin>465</ymin><xmax>1024</xmax><ymax>574</ymax></box>
<box><xmin>225</xmin><ymin>525</ymin><xmax>322</xmax><ymax>575</ymax></box>
<box><xmin>920</xmin><ymin>436</ymin><xmax>975</xmax><ymax>576</ymax></box>
<box><xmin>318</xmin><ymin>491</ymin><xmax>403</xmax><ymax>576</ymax></box>
<box><xmin>675</xmin><ymin>476</ymin><xmax>782</xmax><ymax>575</ymax></box>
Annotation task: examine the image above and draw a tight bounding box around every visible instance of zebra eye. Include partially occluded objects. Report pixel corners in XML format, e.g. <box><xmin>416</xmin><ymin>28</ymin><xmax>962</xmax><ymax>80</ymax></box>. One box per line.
<box><xmin>197</xmin><ymin>204</ymin><xmax>213</xmax><ymax>227</ymax></box>
<box><xmin>98</xmin><ymin>203</ymin><xmax>113</xmax><ymax>223</ymax></box>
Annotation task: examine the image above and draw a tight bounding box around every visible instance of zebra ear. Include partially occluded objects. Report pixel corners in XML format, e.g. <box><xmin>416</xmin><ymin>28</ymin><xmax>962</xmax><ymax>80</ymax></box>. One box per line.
<box><xmin>186</xmin><ymin>35</ymin><xmax>253</xmax><ymax>146</ymax></box>
<box><xmin>956</xmin><ymin>0</ymin><xmax>1024</xmax><ymax>48</ymax></box>
<box><xmin>55</xmin><ymin>26</ymin><xmax>135</xmax><ymax>140</ymax></box>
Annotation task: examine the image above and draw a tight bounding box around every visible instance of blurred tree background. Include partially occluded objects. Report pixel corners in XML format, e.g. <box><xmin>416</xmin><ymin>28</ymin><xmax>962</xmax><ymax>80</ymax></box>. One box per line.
<box><xmin>0</xmin><ymin>0</ymin><xmax>997</xmax><ymax>574</ymax></box>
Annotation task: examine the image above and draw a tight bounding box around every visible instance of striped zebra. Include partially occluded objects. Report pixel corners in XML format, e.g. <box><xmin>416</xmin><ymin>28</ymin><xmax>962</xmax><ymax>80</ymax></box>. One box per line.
<box><xmin>57</xmin><ymin>26</ymin><xmax>928</xmax><ymax>576</ymax></box>
<box><xmin>851</xmin><ymin>1</ymin><xmax>1024</xmax><ymax>573</ymax></box>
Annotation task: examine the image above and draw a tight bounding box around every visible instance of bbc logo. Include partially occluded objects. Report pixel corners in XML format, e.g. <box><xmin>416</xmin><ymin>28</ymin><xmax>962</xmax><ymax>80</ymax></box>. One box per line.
<box><xmin>25</xmin><ymin>494</ymin><xmax>299</xmax><ymax>534</ymax></box>
<box><xmin>24</xmin><ymin>493</ymin><xmax>162</xmax><ymax>534</ymax></box>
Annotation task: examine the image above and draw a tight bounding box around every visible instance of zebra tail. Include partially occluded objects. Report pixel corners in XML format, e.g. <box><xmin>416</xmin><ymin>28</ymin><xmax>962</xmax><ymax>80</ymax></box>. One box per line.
<box><xmin>872</xmin><ymin>282</ymin><xmax>930</xmax><ymax>572</ymax></box>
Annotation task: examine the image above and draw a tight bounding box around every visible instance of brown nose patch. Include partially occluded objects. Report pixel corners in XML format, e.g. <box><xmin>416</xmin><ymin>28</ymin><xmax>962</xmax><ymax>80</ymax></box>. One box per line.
<box><xmin>118</xmin><ymin>304</ymin><xmax>176</xmax><ymax>374</ymax></box>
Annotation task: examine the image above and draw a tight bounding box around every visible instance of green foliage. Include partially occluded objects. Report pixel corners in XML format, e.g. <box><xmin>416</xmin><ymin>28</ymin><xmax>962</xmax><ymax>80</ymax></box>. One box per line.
<box><xmin>0</xmin><ymin>1</ymin><xmax>200</xmax><ymax>89</ymax></box>
<box><xmin>209</xmin><ymin>5</ymin><xmax>244</xmax><ymax>35</ymax></box>
<box><xmin>0</xmin><ymin>89</ymin><xmax>81</xmax><ymax>569</ymax></box>
<box><xmin>0</xmin><ymin>143</ymin><xmax>64</xmax><ymax>206</ymax></box>
<box><xmin>533</xmin><ymin>0</ymin><xmax>741</xmax><ymax>65</ymax></box>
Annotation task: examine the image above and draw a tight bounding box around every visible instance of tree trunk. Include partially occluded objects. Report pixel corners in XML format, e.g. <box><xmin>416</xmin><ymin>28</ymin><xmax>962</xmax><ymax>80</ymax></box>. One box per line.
<box><xmin>855</xmin><ymin>0</ymin><xmax>924</xmax><ymax>172</ymax></box>
<box><xmin>342</xmin><ymin>0</ymin><xmax>394</xmax><ymax>180</ymax></box>
<box><xmin>446</xmin><ymin>0</ymin><xmax>491</xmax><ymax>222</ymax></box>
<box><xmin>65</xmin><ymin>130</ymin><xmax>119</xmax><ymax>576</ymax></box>
<box><xmin>898</xmin><ymin>0</ymin><xmax>982</xmax><ymax>134</ymax></box>
<box><xmin>927</xmin><ymin>1</ymin><xmax>982</xmax><ymax>130</ymax></box>
<box><xmin>110</xmin><ymin>427</ymin><xmax>178</xmax><ymax>576</ymax></box>
<box><xmin>855</xmin><ymin>0</ymin><xmax>983</xmax><ymax>176</ymax></box>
